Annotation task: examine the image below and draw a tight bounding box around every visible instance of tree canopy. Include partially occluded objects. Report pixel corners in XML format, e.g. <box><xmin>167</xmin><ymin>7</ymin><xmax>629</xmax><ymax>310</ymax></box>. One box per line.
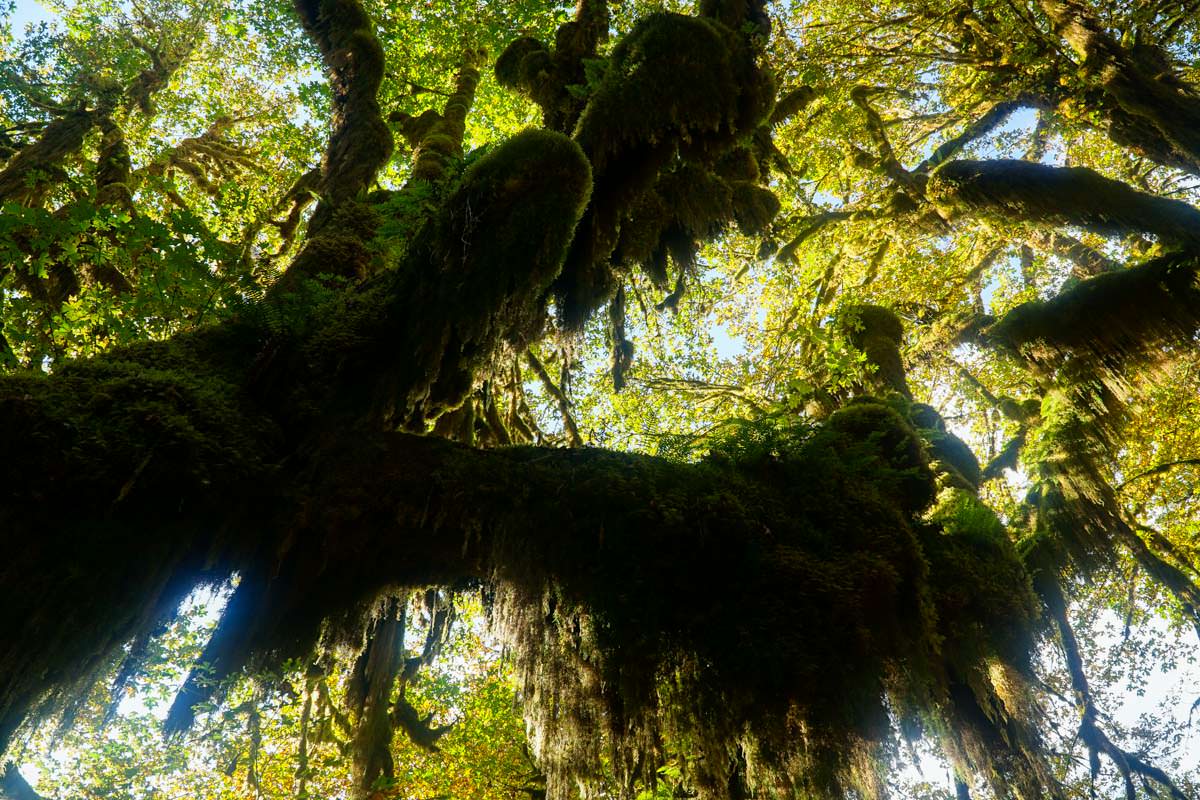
<box><xmin>2</xmin><ymin>0</ymin><xmax>1200</xmax><ymax>798</ymax></box>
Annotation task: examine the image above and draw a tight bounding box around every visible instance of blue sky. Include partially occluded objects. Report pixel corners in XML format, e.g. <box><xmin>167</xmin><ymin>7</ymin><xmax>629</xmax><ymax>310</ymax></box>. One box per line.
<box><xmin>8</xmin><ymin>0</ymin><xmax>58</xmax><ymax>31</ymax></box>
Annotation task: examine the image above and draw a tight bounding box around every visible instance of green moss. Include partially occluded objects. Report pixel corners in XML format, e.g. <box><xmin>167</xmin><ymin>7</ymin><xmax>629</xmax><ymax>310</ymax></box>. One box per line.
<box><xmin>909</xmin><ymin>403</ymin><xmax>983</xmax><ymax>490</ymax></box>
<box><xmin>378</xmin><ymin>129</ymin><xmax>593</xmax><ymax>425</ymax></box>
<box><xmin>988</xmin><ymin>252</ymin><xmax>1200</xmax><ymax>388</ymax></box>
<box><xmin>716</xmin><ymin>147</ymin><xmax>760</xmax><ymax>181</ymax></box>
<box><xmin>495</xmin><ymin>36</ymin><xmax>546</xmax><ymax>88</ymax></box>
<box><xmin>574</xmin><ymin>14</ymin><xmax>745</xmax><ymax>173</ymax></box>
<box><xmin>823</xmin><ymin>399</ymin><xmax>937</xmax><ymax>514</ymax></box>
<box><xmin>660</xmin><ymin>163</ymin><xmax>734</xmax><ymax>235</ymax></box>
<box><xmin>839</xmin><ymin>304</ymin><xmax>910</xmax><ymax>397</ymax></box>
<box><xmin>730</xmin><ymin>180</ymin><xmax>780</xmax><ymax>233</ymax></box>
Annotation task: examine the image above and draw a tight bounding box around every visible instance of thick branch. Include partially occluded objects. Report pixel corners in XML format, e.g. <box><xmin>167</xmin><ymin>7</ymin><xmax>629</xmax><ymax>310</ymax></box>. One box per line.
<box><xmin>293</xmin><ymin>0</ymin><xmax>392</xmax><ymax>236</ymax></box>
<box><xmin>409</xmin><ymin>48</ymin><xmax>486</xmax><ymax>184</ymax></box>
<box><xmin>348</xmin><ymin>597</ymin><xmax>405</xmax><ymax>798</ymax></box>
<box><xmin>1039</xmin><ymin>0</ymin><xmax>1200</xmax><ymax>174</ymax></box>
<box><xmin>986</xmin><ymin>252</ymin><xmax>1200</xmax><ymax>374</ymax></box>
<box><xmin>0</xmin><ymin>110</ymin><xmax>95</xmax><ymax>205</ymax></box>
<box><xmin>929</xmin><ymin>159</ymin><xmax>1200</xmax><ymax>248</ymax></box>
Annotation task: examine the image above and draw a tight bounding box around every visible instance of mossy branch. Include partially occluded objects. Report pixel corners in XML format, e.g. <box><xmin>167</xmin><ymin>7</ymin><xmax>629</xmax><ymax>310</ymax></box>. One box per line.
<box><xmin>526</xmin><ymin>350</ymin><xmax>584</xmax><ymax>447</ymax></box>
<box><xmin>348</xmin><ymin>596</ymin><xmax>406</xmax><ymax>798</ymax></box>
<box><xmin>292</xmin><ymin>0</ymin><xmax>392</xmax><ymax>237</ymax></box>
<box><xmin>929</xmin><ymin>159</ymin><xmax>1200</xmax><ymax>248</ymax></box>
<box><xmin>409</xmin><ymin>48</ymin><xmax>486</xmax><ymax>184</ymax></box>
<box><xmin>1039</xmin><ymin>0</ymin><xmax>1200</xmax><ymax>175</ymax></box>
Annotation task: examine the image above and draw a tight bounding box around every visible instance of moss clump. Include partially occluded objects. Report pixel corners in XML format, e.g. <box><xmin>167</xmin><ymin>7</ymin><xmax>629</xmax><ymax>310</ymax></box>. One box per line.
<box><xmin>574</xmin><ymin>14</ymin><xmax>743</xmax><ymax>173</ymax></box>
<box><xmin>495</xmin><ymin>37</ymin><xmax>550</xmax><ymax>93</ymax></box>
<box><xmin>730</xmin><ymin>180</ymin><xmax>780</xmax><ymax>233</ymax></box>
<box><xmin>823</xmin><ymin>399</ymin><xmax>938</xmax><ymax>514</ymax></box>
<box><xmin>839</xmin><ymin>304</ymin><xmax>911</xmax><ymax>397</ymax></box>
<box><xmin>391</xmin><ymin>129</ymin><xmax>593</xmax><ymax>425</ymax></box>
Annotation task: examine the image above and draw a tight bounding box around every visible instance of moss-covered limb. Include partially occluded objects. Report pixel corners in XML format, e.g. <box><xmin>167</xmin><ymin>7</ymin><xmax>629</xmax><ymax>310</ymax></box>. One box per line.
<box><xmin>839</xmin><ymin>305</ymin><xmax>911</xmax><ymax>398</ymax></box>
<box><xmin>274</xmin><ymin>407</ymin><xmax>952</xmax><ymax>800</ymax></box>
<box><xmin>379</xmin><ymin>129</ymin><xmax>591</xmax><ymax>426</ymax></box>
<box><xmin>0</xmin><ymin>323</ymin><xmax>281</xmax><ymax>752</ymax></box>
<box><xmin>769</xmin><ymin>85</ymin><xmax>817</xmax><ymax>127</ymax></box>
<box><xmin>1027</xmin><ymin>229</ymin><xmax>1121</xmax><ymax>278</ymax></box>
<box><xmin>928</xmin><ymin>159</ymin><xmax>1200</xmax><ymax>248</ymax></box>
<box><xmin>552</xmin><ymin>9</ymin><xmax>778</xmax><ymax>326</ymax></box>
<box><xmin>270</xmin><ymin>167</ymin><xmax>322</xmax><ymax>247</ymax></box>
<box><xmin>94</xmin><ymin>116</ymin><xmax>133</xmax><ymax>211</ymax></box>
<box><xmin>409</xmin><ymin>48</ymin><xmax>486</xmax><ymax>184</ymax></box>
<box><xmin>123</xmin><ymin>27</ymin><xmax>194</xmax><ymax>118</ymax></box>
<box><xmin>985</xmin><ymin>252</ymin><xmax>1200</xmax><ymax>381</ymax></box>
<box><xmin>0</xmin><ymin>109</ymin><xmax>97</xmax><ymax>205</ymax></box>
<box><xmin>526</xmin><ymin>350</ymin><xmax>584</xmax><ymax>447</ymax></box>
<box><xmin>982</xmin><ymin>432</ymin><xmax>1027</xmax><ymax>483</ymax></box>
<box><xmin>292</xmin><ymin>0</ymin><xmax>392</xmax><ymax>237</ymax></box>
<box><xmin>776</xmin><ymin>210</ymin><xmax>856</xmax><ymax>263</ymax></box>
<box><xmin>1039</xmin><ymin>575</ymin><xmax>1190</xmax><ymax>800</ymax></box>
<box><xmin>348</xmin><ymin>596</ymin><xmax>405</xmax><ymax>798</ymax></box>
<box><xmin>1038</xmin><ymin>0</ymin><xmax>1200</xmax><ymax>176</ymax></box>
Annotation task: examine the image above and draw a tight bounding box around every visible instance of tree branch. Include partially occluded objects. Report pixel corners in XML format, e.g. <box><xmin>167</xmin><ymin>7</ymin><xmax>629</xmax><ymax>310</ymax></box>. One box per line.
<box><xmin>525</xmin><ymin>350</ymin><xmax>584</xmax><ymax>448</ymax></box>
<box><xmin>916</xmin><ymin>99</ymin><xmax>1040</xmax><ymax>174</ymax></box>
<box><xmin>929</xmin><ymin>159</ymin><xmax>1200</xmax><ymax>248</ymax></box>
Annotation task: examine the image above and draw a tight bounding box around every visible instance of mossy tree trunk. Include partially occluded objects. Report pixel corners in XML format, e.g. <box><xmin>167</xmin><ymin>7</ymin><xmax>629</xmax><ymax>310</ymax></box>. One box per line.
<box><xmin>6</xmin><ymin>0</ymin><xmax>1199</xmax><ymax>798</ymax></box>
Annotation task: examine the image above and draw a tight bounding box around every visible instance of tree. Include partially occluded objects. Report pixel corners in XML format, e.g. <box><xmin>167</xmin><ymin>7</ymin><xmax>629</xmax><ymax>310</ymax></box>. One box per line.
<box><xmin>2</xmin><ymin>0</ymin><xmax>1200</xmax><ymax>798</ymax></box>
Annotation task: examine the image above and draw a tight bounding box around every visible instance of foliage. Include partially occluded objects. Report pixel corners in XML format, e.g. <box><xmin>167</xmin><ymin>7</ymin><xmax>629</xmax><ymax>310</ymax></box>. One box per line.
<box><xmin>4</xmin><ymin>0</ymin><xmax>1200</xmax><ymax>798</ymax></box>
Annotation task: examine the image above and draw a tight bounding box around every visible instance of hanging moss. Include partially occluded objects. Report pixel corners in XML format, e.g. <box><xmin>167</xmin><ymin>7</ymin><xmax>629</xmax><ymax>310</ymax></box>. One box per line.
<box><xmin>928</xmin><ymin>159</ymin><xmax>1200</xmax><ymax>248</ymax></box>
<box><xmin>0</xmin><ymin>324</ymin><xmax>276</xmax><ymax>753</ymax></box>
<box><xmin>574</xmin><ymin>14</ymin><xmax>743</xmax><ymax>175</ymax></box>
<box><xmin>730</xmin><ymin>181</ymin><xmax>780</xmax><ymax>234</ymax></box>
<box><xmin>289</xmin><ymin>128</ymin><xmax>593</xmax><ymax>428</ymax></box>
<box><xmin>987</xmin><ymin>252</ymin><xmax>1200</xmax><ymax>390</ymax></box>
